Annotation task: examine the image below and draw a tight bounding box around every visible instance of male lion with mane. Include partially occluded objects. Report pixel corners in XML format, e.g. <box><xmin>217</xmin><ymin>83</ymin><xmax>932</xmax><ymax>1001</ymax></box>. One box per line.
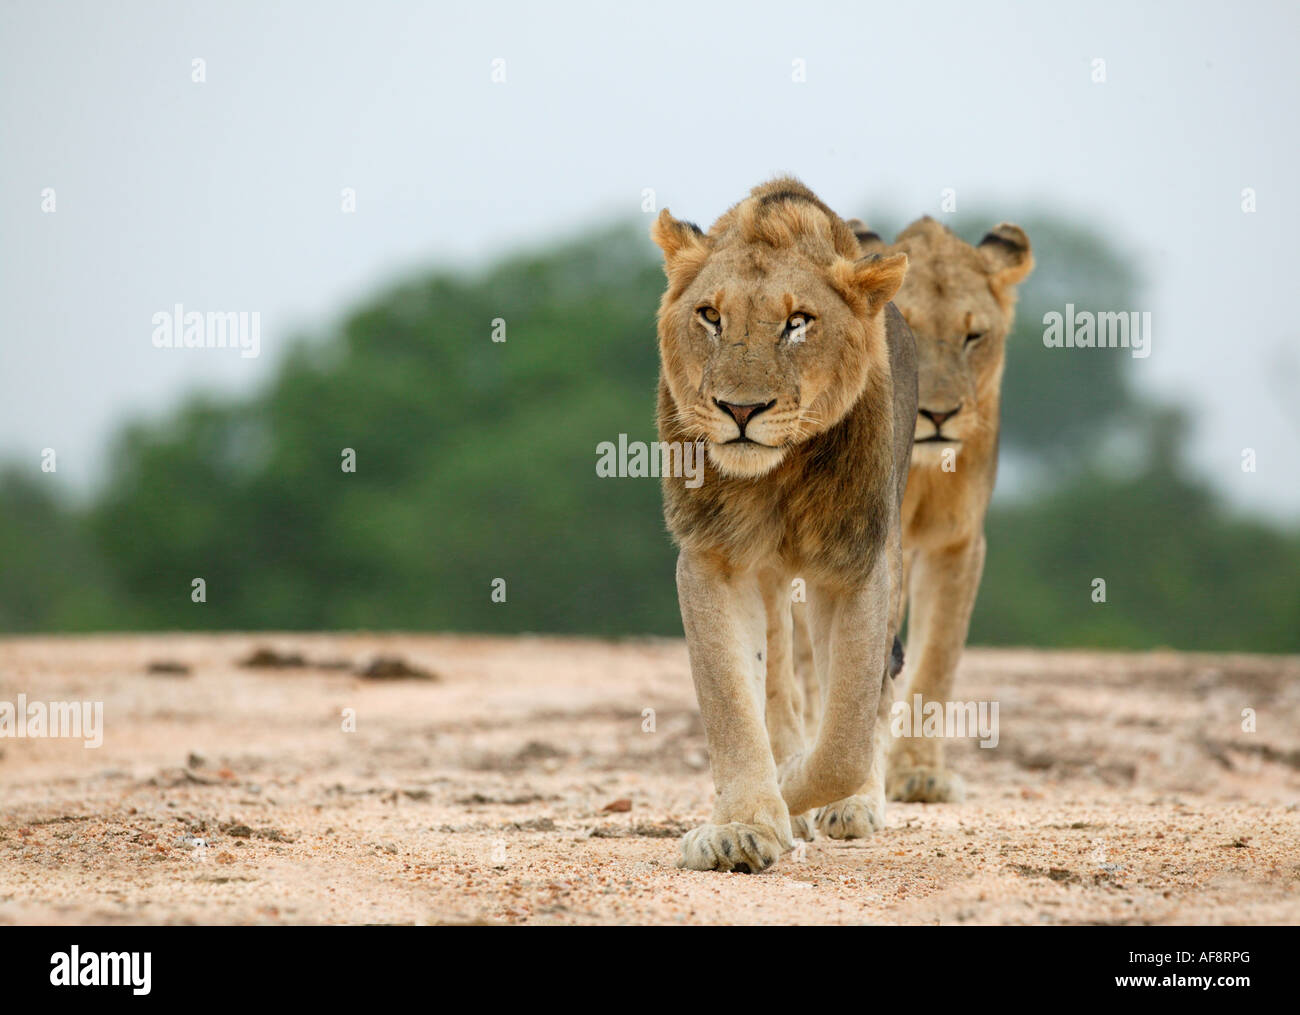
<box><xmin>652</xmin><ymin>178</ymin><xmax>917</xmax><ymax>872</ymax></box>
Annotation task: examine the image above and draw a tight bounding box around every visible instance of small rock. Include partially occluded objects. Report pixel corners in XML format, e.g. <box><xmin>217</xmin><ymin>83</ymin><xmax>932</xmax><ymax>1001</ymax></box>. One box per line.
<box><xmin>239</xmin><ymin>648</ymin><xmax>307</xmax><ymax>669</ymax></box>
<box><xmin>356</xmin><ymin>656</ymin><xmax>438</xmax><ymax>681</ymax></box>
<box><xmin>147</xmin><ymin>660</ymin><xmax>191</xmax><ymax>676</ymax></box>
<box><xmin>602</xmin><ymin>798</ymin><xmax>633</xmax><ymax>813</ymax></box>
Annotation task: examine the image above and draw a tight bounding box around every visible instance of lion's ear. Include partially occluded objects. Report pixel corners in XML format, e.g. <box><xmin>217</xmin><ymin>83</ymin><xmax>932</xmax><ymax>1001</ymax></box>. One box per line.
<box><xmin>978</xmin><ymin>223</ymin><xmax>1034</xmax><ymax>290</ymax></box>
<box><xmin>845</xmin><ymin>218</ymin><xmax>888</xmax><ymax>255</ymax></box>
<box><xmin>834</xmin><ymin>251</ymin><xmax>908</xmax><ymax>312</ymax></box>
<box><xmin>651</xmin><ymin>209</ymin><xmax>709</xmax><ymax>272</ymax></box>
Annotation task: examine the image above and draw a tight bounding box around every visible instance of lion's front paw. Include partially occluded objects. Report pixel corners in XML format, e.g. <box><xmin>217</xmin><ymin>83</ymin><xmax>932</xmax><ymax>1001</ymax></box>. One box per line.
<box><xmin>677</xmin><ymin>821</ymin><xmax>788</xmax><ymax>873</ymax></box>
<box><xmin>888</xmin><ymin>766</ymin><xmax>966</xmax><ymax>803</ymax></box>
<box><xmin>815</xmin><ymin>794</ymin><xmax>884</xmax><ymax>839</ymax></box>
<box><xmin>790</xmin><ymin>812</ymin><xmax>815</xmax><ymax>841</ymax></box>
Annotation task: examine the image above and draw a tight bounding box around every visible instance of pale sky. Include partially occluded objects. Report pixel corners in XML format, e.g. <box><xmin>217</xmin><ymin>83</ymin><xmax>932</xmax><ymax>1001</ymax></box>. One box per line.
<box><xmin>2</xmin><ymin>0</ymin><xmax>1297</xmax><ymax>517</ymax></box>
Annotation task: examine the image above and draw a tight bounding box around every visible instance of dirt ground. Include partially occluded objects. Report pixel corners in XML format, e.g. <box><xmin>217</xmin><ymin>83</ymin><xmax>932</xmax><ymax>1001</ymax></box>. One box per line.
<box><xmin>0</xmin><ymin>633</ymin><xmax>1297</xmax><ymax>925</ymax></box>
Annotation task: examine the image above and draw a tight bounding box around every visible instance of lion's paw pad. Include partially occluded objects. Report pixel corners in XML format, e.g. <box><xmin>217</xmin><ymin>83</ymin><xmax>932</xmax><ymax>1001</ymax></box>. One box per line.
<box><xmin>815</xmin><ymin>795</ymin><xmax>884</xmax><ymax>839</ymax></box>
<box><xmin>790</xmin><ymin>812</ymin><xmax>815</xmax><ymax>841</ymax></box>
<box><xmin>888</xmin><ymin>766</ymin><xmax>965</xmax><ymax>803</ymax></box>
<box><xmin>677</xmin><ymin>821</ymin><xmax>785</xmax><ymax>873</ymax></box>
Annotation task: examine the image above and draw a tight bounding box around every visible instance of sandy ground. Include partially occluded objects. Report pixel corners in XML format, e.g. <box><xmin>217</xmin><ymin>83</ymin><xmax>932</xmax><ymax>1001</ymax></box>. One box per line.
<box><xmin>0</xmin><ymin>633</ymin><xmax>1297</xmax><ymax>925</ymax></box>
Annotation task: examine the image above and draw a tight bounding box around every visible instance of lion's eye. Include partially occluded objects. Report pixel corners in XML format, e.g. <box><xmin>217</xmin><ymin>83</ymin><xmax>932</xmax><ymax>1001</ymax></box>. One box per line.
<box><xmin>964</xmin><ymin>332</ymin><xmax>985</xmax><ymax>346</ymax></box>
<box><xmin>784</xmin><ymin>313</ymin><xmax>813</xmax><ymax>336</ymax></box>
<box><xmin>697</xmin><ymin>306</ymin><xmax>721</xmax><ymax>331</ymax></box>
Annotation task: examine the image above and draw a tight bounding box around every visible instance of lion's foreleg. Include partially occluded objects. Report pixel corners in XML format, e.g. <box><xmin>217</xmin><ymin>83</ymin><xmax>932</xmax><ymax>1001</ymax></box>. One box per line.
<box><xmin>778</xmin><ymin>554</ymin><xmax>890</xmax><ymax>819</ymax></box>
<box><xmin>675</xmin><ymin>550</ymin><xmax>793</xmax><ymax>872</ymax></box>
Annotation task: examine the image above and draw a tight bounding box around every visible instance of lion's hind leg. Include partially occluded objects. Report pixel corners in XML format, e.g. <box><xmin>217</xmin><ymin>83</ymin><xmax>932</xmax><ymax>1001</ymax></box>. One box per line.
<box><xmin>763</xmin><ymin>574</ymin><xmax>814</xmax><ymax>840</ymax></box>
<box><xmin>887</xmin><ymin>535</ymin><xmax>984</xmax><ymax>803</ymax></box>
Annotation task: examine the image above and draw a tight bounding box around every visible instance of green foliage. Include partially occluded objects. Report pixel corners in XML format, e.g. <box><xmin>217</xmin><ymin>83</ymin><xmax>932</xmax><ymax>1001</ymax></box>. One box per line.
<box><xmin>979</xmin><ymin>470</ymin><xmax>1300</xmax><ymax>651</ymax></box>
<box><xmin>86</xmin><ymin>224</ymin><xmax>680</xmax><ymax>634</ymax></box>
<box><xmin>0</xmin><ymin>468</ymin><xmax>126</xmax><ymax>631</ymax></box>
<box><xmin>2</xmin><ymin>215</ymin><xmax>1296</xmax><ymax>650</ymax></box>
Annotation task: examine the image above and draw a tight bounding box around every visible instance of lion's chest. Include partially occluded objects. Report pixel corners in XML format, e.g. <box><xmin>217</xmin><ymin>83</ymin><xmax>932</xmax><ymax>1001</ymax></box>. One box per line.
<box><xmin>666</xmin><ymin>464</ymin><xmax>885</xmax><ymax>582</ymax></box>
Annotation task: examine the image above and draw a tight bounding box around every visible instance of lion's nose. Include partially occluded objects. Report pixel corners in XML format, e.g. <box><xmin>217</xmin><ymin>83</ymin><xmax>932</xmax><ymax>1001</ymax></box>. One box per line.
<box><xmin>919</xmin><ymin>405</ymin><xmax>961</xmax><ymax>428</ymax></box>
<box><xmin>715</xmin><ymin>399</ymin><xmax>775</xmax><ymax>430</ymax></box>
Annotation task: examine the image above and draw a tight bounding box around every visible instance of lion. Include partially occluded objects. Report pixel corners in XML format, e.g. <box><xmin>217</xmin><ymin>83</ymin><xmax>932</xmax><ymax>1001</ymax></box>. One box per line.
<box><xmin>651</xmin><ymin>178</ymin><xmax>917</xmax><ymax>872</ymax></box>
<box><xmin>845</xmin><ymin>214</ymin><xmax>1034</xmax><ymax>804</ymax></box>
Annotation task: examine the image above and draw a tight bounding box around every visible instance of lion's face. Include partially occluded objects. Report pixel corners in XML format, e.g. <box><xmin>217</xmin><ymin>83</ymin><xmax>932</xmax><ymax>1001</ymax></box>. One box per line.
<box><xmin>873</xmin><ymin>218</ymin><xmax>1033</xmax><ymax>468</ymax></box>
<box><xmin>654</xmin><ymin>190</ymin><xmax>907</xmax><ymax>480</ymax></box>
<box><xmin>663</xmin><ymin>244</ymin><xmax>879</xmax><ymax>478</ymax></box>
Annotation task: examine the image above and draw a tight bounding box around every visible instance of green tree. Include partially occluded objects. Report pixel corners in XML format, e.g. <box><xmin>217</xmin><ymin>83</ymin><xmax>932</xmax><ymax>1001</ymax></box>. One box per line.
<box><xmin>0</xmin><ymin>468</ymin><xmax>124</xmax><ymax>631</ymax></box>
<box><xmin>88</xmin><ymin>224</ymin><xmax>681</xmax><ymax>634</ymax></box>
